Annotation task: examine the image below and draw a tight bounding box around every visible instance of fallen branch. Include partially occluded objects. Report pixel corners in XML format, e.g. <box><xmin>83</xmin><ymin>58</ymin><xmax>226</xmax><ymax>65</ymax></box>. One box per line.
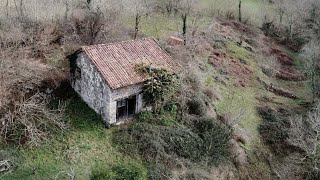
<box><xmin>0</xmin><ymin>93</ymin><xmax>68</xmax><ymax>147</ymax></box>
<box><xmin>257</xmin><ymin>77</ymin><xmax>298</xmax><ymax>99</ymax></box>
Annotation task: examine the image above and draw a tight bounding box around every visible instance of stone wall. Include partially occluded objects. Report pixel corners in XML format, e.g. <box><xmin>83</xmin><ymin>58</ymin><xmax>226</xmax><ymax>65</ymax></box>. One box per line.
<box><xmin>71</xmin><ymin>52</ymin><xmax>144</xmax><ymax>125</ymax></box>
<box><xmin>110</xmin><ymin>84</ymin><xmax>144</xmax><ymax>124</ymax></box>
<box><xmin>71</xmin><ymin>52</ymin><xmax>112</xmax><ymax>124</ymax></box>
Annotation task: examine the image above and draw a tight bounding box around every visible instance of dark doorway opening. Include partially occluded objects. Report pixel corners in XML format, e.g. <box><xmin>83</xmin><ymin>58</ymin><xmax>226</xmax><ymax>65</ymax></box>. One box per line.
<box><xmin>116</xmin><ymin>95</ymin><xmax>137</xmax><ymax>121</ymax></box>
<box><xmin>128</xmin><ymin>96</ymin><xmax>136</xmax><ymax>116</ymax></box>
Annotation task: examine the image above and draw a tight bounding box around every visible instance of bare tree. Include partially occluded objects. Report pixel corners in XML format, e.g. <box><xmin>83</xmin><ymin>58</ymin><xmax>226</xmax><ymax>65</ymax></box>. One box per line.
<box><xmin>302</xmin><ymin>40</ymin><xmax>320</xmax><ymax>102</ymax></box>
<box><xmin>304</xmin><ymin>103</ymin><xmax>320</xmax><ymax>178</ymax></box>
<box><xmin>179</xmin><ymin>0</ymin><xmax>197</xmax><ymax>45</ymax></box>
<box><xmin>72</xmin><ymin>6</ymin><xmax>121</xmax><ymax>45</ymax></box>
<box><xmin>122</xmin><ymin>0</ymin><xmax>153</xmax><ymax>39</ymax></box>
<box><xmin>14</xmin><ymin>0</ymin><xmax>25</xmax><ymax>18</ymax></box>
<box><xmin>306</xmin><ymin>1</ymin><xmax>320</xmax><ymax>40</ymax></box>
<box><xmin>280</xmin><ymin>0</ymin><xmax>313</xmax><ymax>41</ymax></box>
<box><xmin>156</xmin><ymin>0</ymin><xmax>182</xmax><ymax>16</ymax></box>
<box><xmin>73</xmin><ymin>8</ymin><xmax>105</xmax><ymax>45</ymax></box>
<box><xmin>287</xmin><ymin>103</ymin><xmax>320</xmax><ymax>177</ymax></box>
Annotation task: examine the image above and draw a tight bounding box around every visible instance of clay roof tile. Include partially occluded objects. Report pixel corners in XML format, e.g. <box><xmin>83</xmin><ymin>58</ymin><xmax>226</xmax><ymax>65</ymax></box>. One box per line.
<box><xmin>81</xmin><ymin>38</ymin><xmax>179</xmax><ymax>89</ymax></box>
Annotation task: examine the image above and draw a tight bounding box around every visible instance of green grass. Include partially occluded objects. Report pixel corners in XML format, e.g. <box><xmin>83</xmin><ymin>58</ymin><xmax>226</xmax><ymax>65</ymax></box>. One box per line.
<box><xmin>214</xmin><ymin>85</ymin><xmax>262</xmax><ymax>149</ymax></box>
<box><xmin>200</xmin><ymin>0</ymin><xmax>273</xmax><ymax>26</ymax></box>
<box><xmin>126</xmin><ymin>12</ymin><xmax>212</xmax><ymax>39</ymax></box>
<box><xmin>210</xmin><ymin>39</ymin><xmax>310</xmax><ymax>150</ymax></box>
<box><xmin>226</xmin><ymin>41</ymin><xmax>254</xmax><ymax>64</ymax></box>
<box><xmin>0</xmin><ymin>1</ymin><xmax>310</xmax><ymax>178</ymax></box>
<box><xmin>0</xmin><ymin>96</ymin><xmax>147</xmax><ymax>180</ymax></box>
<box><xmin>196</xmin><ymin>40</ymin><xmax>263</xmax><ymax>149</ymax></box>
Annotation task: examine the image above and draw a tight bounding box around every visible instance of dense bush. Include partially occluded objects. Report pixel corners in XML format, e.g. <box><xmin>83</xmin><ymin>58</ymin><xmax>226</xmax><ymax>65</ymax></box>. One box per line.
<box><xmin>135</xmin><ymin>64</ymin><xmax>178</xmax><ymax>112</ymax></box>
<box><xmin>190</xmin><ymin>118</ymin><xmax>232</xmax><ymax>164</ymax></box>
<box><xmin>113</xmin><ymin>116</ymin><xmax>231</xmax><ymax>179</ymax></box>
<box><xmin>258</xmin><ymin>107</ymin><xmax>292</xmax><ymax>154</ymax></box>
<box><xmin>186</xmin><ymin>98</ymin><xmax>206</xmax><ymax>116</ymax></box>
<box><xmin>114</xmin><ymin>122</ymin><xmax>203</xmax><ymax>162</ymax></box>
<box><xmin>90</xmin><ymin>163</ymin><xmax>146</xmax><ymax>180</ymax></box>
<box><xmin>308</xmin><ymin>169</ymin><xmax>320</xmax><ymax>180</ymax></box>
<box><xmin>147</xmin><ymin>163</ymin><xmax>171</xmax><ymax>180</ymax></box>
<box><xmin>136</xmin><ymin>110</ymin><xmax>177</xmax><ymax>126</ymax></box>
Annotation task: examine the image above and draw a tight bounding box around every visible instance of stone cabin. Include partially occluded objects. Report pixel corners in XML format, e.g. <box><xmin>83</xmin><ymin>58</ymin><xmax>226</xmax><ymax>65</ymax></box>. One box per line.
<box><xmin>69</xmin><ymin>38</ymin><xmax>179</xmax><ymax>125</ymax></box>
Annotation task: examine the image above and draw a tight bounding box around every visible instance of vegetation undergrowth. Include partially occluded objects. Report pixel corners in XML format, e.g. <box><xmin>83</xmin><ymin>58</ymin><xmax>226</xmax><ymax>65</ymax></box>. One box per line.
<box><xmin>0</xmin><ymin>95</ymin><xmax>147</xmax><ymax>180</ymax></box>
<box><xmin>112</xmin><ymin>108</ymin><xmax>231</xmax><ymax>179</ymax></box>
<box><xmin>1</xmin><ymin>0</ymin><xmax>319</xmax><ymax>179</ymax></box>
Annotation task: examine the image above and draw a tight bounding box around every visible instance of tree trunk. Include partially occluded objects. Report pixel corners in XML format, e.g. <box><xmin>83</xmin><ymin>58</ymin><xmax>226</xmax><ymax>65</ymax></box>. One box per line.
<box><xmin>239</xmin><ymin>0</ymin><xmax>242</xmax><ymax>22</ymax></box>
<box><xmin>289</xmin><ymin>23</ymin><xmax>293</xmax><ymax>41</ymax></box>
<box><xmin>64</xmin><ymin>0</ymin><xmax>69</xmax><ymax>21</ymax></box>
<box><xmin>19</xmin><ymin>0</ymin><xmax>24</xmax><ymax>17</ymax></box>
<box><xmin>5</xmin><ymin>0</ymin><xmax>9</xmax><ymax>18</ymax></box>
<box><xmin>166</xmin><ymin>1</ymin><xmax>173</xmax><ymax>15</ymax></box>
<box><xmin>279</xmin><ymin>9</ymin><xmax>284</xmax><ymax>24</ymax></box>
<box><xmin>134</xmin><ymin>13</ymin><xmax>141</xmax><ymax>40</ymax></box>
<box><xmin>182</xmin><ymin>13</ymin><xmax>187</xmax><ymax>45</ymax></box>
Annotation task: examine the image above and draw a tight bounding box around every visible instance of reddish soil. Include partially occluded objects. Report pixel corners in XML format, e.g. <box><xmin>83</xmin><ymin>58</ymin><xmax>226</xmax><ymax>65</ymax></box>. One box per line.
<box><xmin>208</xmin><ymin>49</ymin><xmax>253</xmax><ymax>87</ymax></box>
<box><xmin>272</xmin><ymin>48</ymin><xmax>306</xmax><ymax>82</ymax></box>
<box><xmin>276</xmin><ymin>67</ymin><xmax>306</xmax><ymax>81</ymax></box>
<box><xmin>203</xmin><ymin>19</ymin><xmax>305</xmax><ymax>92</ymax></box>
<box><xmin>256</xmin><ymin>96</ymin><xmax>284</xmax><ymax>105</ymax></box>
<box><xmin>220</xmin><ymin>20</ymin><xmax>257</xmax><ymax>38</ymax></box>
<box><xmin>269</xmin><ymin>48</ymin><xmax>294</xmax><ymax>66</ymax></box>
<box><xmin>263</xmin><ymin>47</ymin><xmax>306</xmax><ymax>82</ymax></box>
<box><xmin>194</xmin><ymin>38</ymin><xmax>214</xmax><ymax>56</ymax></box>
<box><xmin>269</xmin><ymin>86</ymin><xmax>298</xmax><ymax>99</ymax></box>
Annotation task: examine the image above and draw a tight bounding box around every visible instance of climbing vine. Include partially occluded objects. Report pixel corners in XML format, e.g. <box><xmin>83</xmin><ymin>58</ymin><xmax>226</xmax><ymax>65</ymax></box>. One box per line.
<box><xmin>135</xmin><ymin>64</ymin><xmax>178</xmax><ymax>112</ymax></box>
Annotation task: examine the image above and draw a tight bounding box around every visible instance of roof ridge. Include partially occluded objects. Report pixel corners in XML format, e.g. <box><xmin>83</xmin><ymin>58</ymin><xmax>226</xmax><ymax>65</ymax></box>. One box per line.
<box><xmin>81</xmin><ymin>37</ymin><xmax>156</xmax><ymax>49</ymax></box>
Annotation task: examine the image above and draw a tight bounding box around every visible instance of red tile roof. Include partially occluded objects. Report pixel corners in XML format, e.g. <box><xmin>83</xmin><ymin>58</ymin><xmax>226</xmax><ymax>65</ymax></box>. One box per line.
<box><xmin>81</xmin><ymin>38</ymin><xmax>179</xmax><ymax>89</ymax></box>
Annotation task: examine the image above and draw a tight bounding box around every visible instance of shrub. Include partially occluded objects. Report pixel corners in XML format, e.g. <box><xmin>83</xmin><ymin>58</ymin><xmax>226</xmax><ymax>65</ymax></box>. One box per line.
<box><xmin>190</xmin><ymin>118</ymin><xmax>231</xmax><ymax>165</ymax></box>
<box><xmin>204</xmin><ymin>88</ymin><xmax>220</xmax><ymax>101</ymax></box>
<box><xmin>136</xmin><ymin>109</ymin><xmax>177</xmax><ymax>127</ymax></box>
<box><xmin>90</xmin><ymin>163</ymin><xmax>146</xmax><ymax>180</ymax></box>
<box><xmin>225</xmin><ymin>10</ymin><xmax>236</xmax><ymax>20</ymax></box>
<box><xmin>113</xmin><ymin>118</ymin><xmax>231</xmax><ymax>166</ymax></box>
<box><xmin>147</xmin><ymin>163</ymin><xmax>171</xmax><ymax>180</ymax></box>
<box><xmin>90</xmin><ymin>166</ymin><xmax>114</xmax><ymax>180</ymax></box>
<box><xmin>114</xmin><ymin>122</ymin><xmax>203</xmax><ymax>163</ymax></box>
<box><xmin>258</xmin><ymin>104</ymin><xmax>320</xmax><ymax>180</ymax></box>
<box><xmin>261</xmin><ymin>19</ymin><xmax>275</xmax><ymax>36</ymax></box>
<box><xmin>186</xmin><ymin>98</ymin><xmax>206</xmax><ymax>116</ymax></box>
<box><xmin>136</xmin><ymin>111</ymin><xmax>154</xmax><ymax>123</ymax></box>
<box><xmin>307</xmin><ymin>168</ymin><xmax>320</xmax><ymax>180</ymax></box>
<box><xmin>184</xmin><ymin>73</ymin><xmax>201</xmax><ymax>88</ymax></box>
<box><xmin>258</xmin><ymin>106</ymin><xmax>294</xmax><ymax>154</ymax></box>
<box><xmin>135</xmin><ymin>64</ymin><xmax>178</xmax><ymax>113</ymax></box>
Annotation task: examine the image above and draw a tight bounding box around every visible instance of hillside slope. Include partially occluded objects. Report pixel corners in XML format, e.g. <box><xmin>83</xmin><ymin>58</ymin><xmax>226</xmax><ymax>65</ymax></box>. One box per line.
<box><xmin>0</xmin><ymin>14</ymin><xmax>311</xmax><ymax>180</ymax></box>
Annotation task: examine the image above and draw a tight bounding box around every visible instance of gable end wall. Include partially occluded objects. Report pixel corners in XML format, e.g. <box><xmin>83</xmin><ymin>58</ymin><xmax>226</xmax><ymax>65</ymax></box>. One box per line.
<box><xmin>71</xmin><ymin>52</ymin><xmax>112</xmax><ymax>124</ymax></box>
<box><xmin>70</xmin><ymin>52</ymin><xmax>144</xmax><ymax>124</ymax></box>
